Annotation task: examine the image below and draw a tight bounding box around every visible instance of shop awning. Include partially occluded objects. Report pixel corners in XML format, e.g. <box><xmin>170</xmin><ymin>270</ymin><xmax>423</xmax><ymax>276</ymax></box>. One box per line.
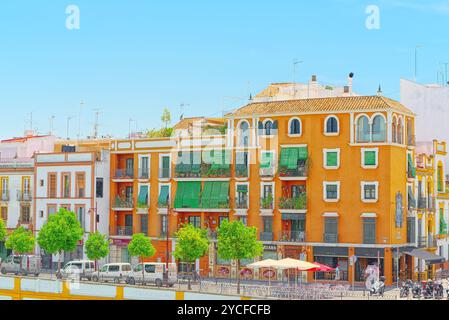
<box><xmin>405</xmin><ymin>249</ymin><xmax>445</xmax><ymax>264</ymax></box>
<box><xmin>158</xmin><ymin>185</ymin><xmax>170</xmax><ymax>206</ymax></box>
<box><xmin>174</xmin><ymin>181</ymin><xmax>201</xmax><ymax>209</ymax></box>
<box><xmin>201</xmin><ymin>181</ymin><xmax>229</xmax><ymax>209</ymax></box>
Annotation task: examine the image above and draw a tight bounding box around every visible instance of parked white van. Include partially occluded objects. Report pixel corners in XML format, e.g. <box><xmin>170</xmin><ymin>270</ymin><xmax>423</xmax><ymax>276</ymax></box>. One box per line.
<box><xmin>0</xmin><ymin>255</ymin><xmax>41</xmax><ymax>276</ymax></box>
<box><xmin>126</xmin><ymin>263</ymin><xmax>177</xmax><ymax>287</ymax></box>
<box><xmin>58</xmin><ymin>260</ymin><xmax>95</xmax><ymax>281</ymax></box>
<box><xmin>93</xmin><ymin>263</ymin><xmax>132</xmax><ymax>283</ymax></box>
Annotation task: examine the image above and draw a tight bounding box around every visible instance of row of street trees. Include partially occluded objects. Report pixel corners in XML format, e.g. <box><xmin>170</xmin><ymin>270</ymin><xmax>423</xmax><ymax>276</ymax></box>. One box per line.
<box><xmin>0</xmin><ymin>208</ymin><xmax>262</xmax><ymax>294</ymax></box>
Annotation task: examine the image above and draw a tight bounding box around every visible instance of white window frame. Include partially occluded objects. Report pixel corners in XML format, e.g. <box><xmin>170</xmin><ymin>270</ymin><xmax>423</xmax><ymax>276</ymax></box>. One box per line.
<box><xmin>361</xmin><ymin>148</ymin><xmax>379</xmax><ymax>169</ymax></box>
<box><xmin>324</xmin><ymin>115</ymin><xmax>340</xmax><ymax>136</ymax></box>
<box><xmin>323</xmin><ymin>181</ymin><xmax>340</xmax><ymax>203</ymax></box>
<box><xmin>235</xmin><ymin>182</ymin><xmax>250</xmax><ymax>208</ymax></box>
<box><xmin>235</xmin><ymin>151</ymin><xmax>251</xmax><ymax>179</ymax></box>
<box><xmin>288</xmin><ymin>117</ymin><xmax>302</xmax><ymax>137</ymax></box>
<box><xmin>260</xmin><ymin>182</ymin><xmax>275</xmax><ymax>199</ymax></box>
<box><xmin>138</xmin><ymin>153</ymin><xmax>151</xmax><ymax>179</ymax></box>
<box><xmin>323</xmin><ymin>148</ymin><xmax>340</xmax><ymax>170</ymax></box>
<box><xmin>236</xmin><ymin>119</ymin><xmax>251</xmax><ymax>147</ymax></box>
<box><xmin>361</xmin><ymin>181</ymin><xmax>379</xmax><ymax>203</ymax></box>
<box><xmin>260</xmin><ymin>118</ymin><xmax>275</xmax><ymax>138</ymax></box>
<box><xmin>137</xmin><ymin>183</ymin><xmax>151</xmax><ymax>206</ymax></box>
<box><xmin>159</xmin><ymin>153</ymin><xmax>172</xmax><ymax>180</ymax></box>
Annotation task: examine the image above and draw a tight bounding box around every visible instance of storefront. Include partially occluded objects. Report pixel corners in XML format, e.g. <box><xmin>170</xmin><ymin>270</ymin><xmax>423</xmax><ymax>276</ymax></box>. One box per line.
<box><xmin>109</xmin><ymin>238</ymin><xmax>132</xmax><ymax>263</ymax></box>
<box><xmin>313</xmin><ymin>246</ymin><xmax>349</xmax><ymax>281</ymax></box>
<box><xmin>354</xmin><ymin>248</ymin><xmax>384</xmax><ymax>282</ymax></box>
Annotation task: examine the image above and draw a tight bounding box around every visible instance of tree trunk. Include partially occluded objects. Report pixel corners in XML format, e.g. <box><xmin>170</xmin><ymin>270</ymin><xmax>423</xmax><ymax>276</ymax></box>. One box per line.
<box><xmin>58</xmin><ymin>250</ymin><xmax>62</xmax><ymax>276</ymax></box>
<box><xmin>236</xmin><ymin>260</ymin><xmax>241</xmax><ymax>295</ymax></box>
<box><xmin>187</xmin><ymin>262</ymin><xmax>192</xmax><ymax>291</ymax></box>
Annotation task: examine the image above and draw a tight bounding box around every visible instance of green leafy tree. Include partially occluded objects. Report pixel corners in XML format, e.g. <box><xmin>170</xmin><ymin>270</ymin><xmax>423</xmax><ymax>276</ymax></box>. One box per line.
<box><xmin>37</xmin><ymin>208</ymin><xmax>84</xmax><ymax>275</ymax></box>
<box><xmin>161</xmin><ymin>108</ymin><xmax>171</xmax><ymax>129</ymax></box>
<box><xmin>217</xmin><ymin>220</ymin><xmax>263</xmax><ymax>294</ymax></box>
<box><xmin>174</xmin><ymin>224</ymin><xmax>209</xmax><ymax>290</ymax></box>
<box><xmin>0</xmin><ymin>218</ymin><xmax>7</xmax><ymax>243</ymax></box>
<box><xmin>85</xmin><ymin>232</ymin><xmax>110</xmax><ymax>278</ymax></box>
<box><xmin>5</xmin><ymin>227</ymin><xmax>35</xmax><ymax>269</ymax></box>
<box><xmin>128</xmin><ymin>233</ymin><xmax>156</xmax><ymax>284</ymax></box>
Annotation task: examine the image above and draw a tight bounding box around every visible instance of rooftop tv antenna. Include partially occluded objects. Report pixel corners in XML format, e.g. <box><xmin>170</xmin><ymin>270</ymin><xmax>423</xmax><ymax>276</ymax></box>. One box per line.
<box><xmin>92</xmin><ymin>108</ymin><xmax>102</xmax><ymax>139</ymax></box>
<box><xmin>77</xmin><ymin>100</ymin><xmax>84</xmax><ymax>141</ymax></box>
<box><xmin>292</xmin><ymin>59</ymin><xmax>303</xmax><ymax>96</ymax></box>
<box><xmin>179</xmin><ymin>103</ymin><xmax>190</xmax><ymax>120</ymax></box>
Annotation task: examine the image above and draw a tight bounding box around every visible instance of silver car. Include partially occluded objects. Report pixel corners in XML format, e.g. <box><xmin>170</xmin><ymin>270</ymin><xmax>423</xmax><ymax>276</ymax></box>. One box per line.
<box><xmin>0</xmin><ymin>255</ymin><xmax>41</xmax><ymax>276</ymax></box>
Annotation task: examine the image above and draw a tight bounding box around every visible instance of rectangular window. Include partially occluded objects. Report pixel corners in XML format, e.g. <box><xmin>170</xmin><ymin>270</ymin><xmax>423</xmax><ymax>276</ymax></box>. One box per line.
<box><xmin>158</xmin><ymin>185</ymin><xmax>170</xmax><ymax>207</ymax></box>
<box><xmin>364</xmin><ymin>151</ymin><xmax>377</xmax><ymax>166</ymax></box>
<box><xmin>1</xmin><ymin>207</ymin><xmax>7</xmax><ymax>221</ymax></box>
<box><xmin>161</xmin><ymin>215</ymin><xmax>168</xmax><ymax>236</ymax></box>
<box><xmin>236</xmin><ymin>184</ymin><xmax>248</xmax><ymax>208</ymax></box>
<box><xmin>0</xmin><ymin>177</ymin><xmax>9</xmax><ymax>201</ymax></box>
<box><xmin>61</xmin><ymin>173</ymin><xmax>71</xmax><ymax>198</ymax></box>
<box><xmin>96</xmin><ymin>178</ymin><xmax>104</xmax><ymax>198</ymax></box>
<box><xmin>324</xmin><ymin>217</ymin><xmax>338</xmax><ymax>243</ymax></box>
<box><xmin>48</xmin><ymin>173</ymin><xmax>57</xmax><ymax>198</ymax></box>
<box><xmin>76</xmin><ymin>172</ymin><xmax>85</xmax><ymax>198</ymax></box>
<box><xmin>263</xmin><ymin>217</ymin><xmax>273</xmax><ymax>233</ymax></box>
<box><xmin>20</xmin><ymin>206</ymin><xmax>31</xmax><ymax>224</ymax></box>
<box><xmin>140</xmin><ymin>215</ymin><xmax>148</xmax><ymax>236</ymax></box>
<box><xmin>160</xmin><ymin>156</ymin><xmax>171</xmax><ymax>178</ymax></box>
<box><xmin>326</xmin><ymin>152</ymin><xmax>338</xmax><ymax>167</ymax></box>
<box><xmin>188</xmin><ymin>216</ymin><xmax>201</xmax><ymax>228</ymax></box>
<box><xmin>364</xmin><ymin>185</ymin><xmax>377</xmax><ymax>200</ymax></box>
<box><xmin>363</xmin><ymin>218</ymin><xmax>377</xmax><ymax>244</ymax></box>
<box><xmin>326</xmin><ymin>184</ymin><xmax>338</xmax><ymax>200</ymax></box>
<box><xmin>125</xmin><ymin>158</ymin><xmax>134</xmax><ymax>177</ymax></box>
<box><xmin>139</xmin><ymin>156</ymin><xmax>149</xmax><ymax>179</ymax></box>
<box><xmin>235</xmin><ymin>152</ymin><xmax>249</xmax><ymax>177</ymax></box>
<box><xmin>75</xmin><ymin>205</ymin><xmax>85</xmax><ymax>230</ymax></box>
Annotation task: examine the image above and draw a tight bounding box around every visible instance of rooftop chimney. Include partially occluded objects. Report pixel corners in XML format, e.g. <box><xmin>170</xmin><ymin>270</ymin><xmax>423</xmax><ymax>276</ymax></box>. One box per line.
<box><xmin>311</xmin><ymin>75</ymin><xmax>317</xmax><ymax>82</ymax></box>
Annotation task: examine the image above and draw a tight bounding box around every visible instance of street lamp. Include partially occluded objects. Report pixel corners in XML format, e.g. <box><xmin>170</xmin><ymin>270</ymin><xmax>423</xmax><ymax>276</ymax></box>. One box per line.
<box><xmin>164</xmin><ymin>196</ymin><xmax>177</xmax><ymax>287</ymax></box>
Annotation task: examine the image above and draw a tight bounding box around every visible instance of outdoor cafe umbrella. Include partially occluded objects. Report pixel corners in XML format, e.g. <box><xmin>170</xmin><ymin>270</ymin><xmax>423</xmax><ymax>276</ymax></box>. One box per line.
<box><xmin>247</xmin><ymin>259</ymin><xmax>278</xmax><ymax>286</ymax></box>
<box><xmin>271</xmin><ymin>259</ymin><xmax>319</xmax><ymax>287</ymax></box>
<box><xmin>310</xmin><ymin>262</ymin><xmax>335</xmax><ymax>284</ymax></box>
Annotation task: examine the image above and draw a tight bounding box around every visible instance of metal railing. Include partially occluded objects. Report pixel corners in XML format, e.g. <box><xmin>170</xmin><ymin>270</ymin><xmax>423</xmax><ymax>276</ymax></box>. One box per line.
<box><xmin>17</xmin><ymin>190</ymin><xmax>32</xmax><ymax>202</ymax></box>
<box><xmin>279</xmin><ymin>231</ymin><xmax>306</xmax><ymax>242</ymax></box>
<box><xmin>235</xmin><ymin>201</ymin><xmax>248</xmax><ymax>209</ymax></box>
<box><xmin>260</xmin><ymin>232</ymin><xmax>274</xmax><ymax>241</ymax></box>
<box><xmin>279</xmin><ymin>161</ymin><xmax>309</xmax><ymax>178</ymax></box>
<box><xmin>323</xmin><ymin>233</ymin><xmax>338</xmax><ymax>243</ymax></box>
<box><xmin>138</xmin><ymin>168</ymin><xmax>149</xmax><ymax>179</ymax></box>
<box><xmin>278</xmin><ymin>195</ymin><xmax>307</xmax><ymax>210</ymax></box>
<box><xmin>114</xmin><ymin>169</ymin><xmax>134</xmax><ymax>179</ymax></box>
<box><xmin>112</xmin><ymin>198</ymin><xmax>134</xmax><ymax>209</ymax></box>
<box><xmin>260</xmin><ymin>198</ymin><xmax>274</xmax><ymax>210</ymax></box>
<box><xmin>235</xmin><ymin>164</ymin><xmax>249</xmax><ymax>178</ymax></box>
<box><xmin>115</xmin><ymin>226</ymin><xmax>133</xmax><ymax>236</ymax></box>
<box><xmin>259</xmin><ymin>166</ymin><xmax>275</xmax><ymax>178</ymax></box>
<box><xmin>1</xmin><ymin>190</ymin><xmax>10</xmax><ymax>201</ymax></box>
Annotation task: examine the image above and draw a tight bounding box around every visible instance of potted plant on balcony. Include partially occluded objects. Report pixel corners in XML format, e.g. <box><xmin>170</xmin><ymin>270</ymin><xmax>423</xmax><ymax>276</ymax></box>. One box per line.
<box><xmin>261</xmin><ymin>194</ymin><xmax>273</xmax><ymax>210</ymax></box>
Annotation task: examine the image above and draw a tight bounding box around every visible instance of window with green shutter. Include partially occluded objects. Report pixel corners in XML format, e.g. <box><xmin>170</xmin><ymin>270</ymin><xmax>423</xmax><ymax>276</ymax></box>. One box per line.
<box><xmin>326</xmin><ymin>152</ymin><xmax>338</xmax><ymax>167</ymax></box>
<box><xmin>137</xmin><ymin>186</ymin><xmax>149</xmax><ymax>206</ymax></box>
<box><xmin>174</xmin><ymin>182</ymin><xmax>201</xmax><ymax>208</ymax></box>
<box><xmin>158</xmin><ymin>185</ymin><xmax>169</xmax><ymax>207</ymax></box>
<box><xmin>364</xmin><ymin>151</ymin><xmax>377</xmax><ymax>166</ymax></box>
<box><xmin>260</xmin><ymin>152</ymin><xmax>273</xmax><ymax>169</ymax></box>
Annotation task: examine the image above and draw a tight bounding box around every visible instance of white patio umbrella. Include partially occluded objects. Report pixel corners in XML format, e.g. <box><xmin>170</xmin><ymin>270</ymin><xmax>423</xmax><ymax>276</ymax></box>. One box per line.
<box><xmin>271</xmin><ymin>258</ymin><xmax>319</xmax><ymax>288</ymax></box>
<box><xmin>247</xmin><ymin>259</ymin><xmax>278</xmax><ymax>286</ymax></box>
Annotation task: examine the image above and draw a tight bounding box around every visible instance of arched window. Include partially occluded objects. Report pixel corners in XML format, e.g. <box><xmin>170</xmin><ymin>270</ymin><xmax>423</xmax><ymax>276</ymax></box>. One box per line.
<box><xmin>372</xmin><ymin>115</ymin><xmax>386</xmax><ymax>142</ymax></box>
<box><xmin>356</xmin><ymin>116</ymin><xmax>370</xmax><ymax>142</ymax></box>
<box><xmin>325</xmin><ymin>116</ymin><xmax>339</xmax><ymax>134</ymax></box>
<box><xmin>289</xmin><ymin>118</ymin><xmax>301</xmax><ymax>135</ymax></box>
<box><xmin>238</xmin><ymin>121</ymin><xmax>250</xmax><ymax>147</ymax></box>
<box><xmin>397</xmin><ymin>118</ymin><xmax>403</xmax><ymax>144</ymax></box>
<box><xmin>392</xmin><ymin>117</ymin><xmax>397</xmax><ymax>143</ymax></box>
<box><xmin>264</xmin><ymin>120</ymin><xmax>273</xmax><ymax>136</ymax></box>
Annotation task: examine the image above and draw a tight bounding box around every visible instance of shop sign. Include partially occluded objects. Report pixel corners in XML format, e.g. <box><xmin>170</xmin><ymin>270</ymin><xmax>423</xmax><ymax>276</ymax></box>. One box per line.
<box><xmin>112</xmin><ymin>238</ymin><xmax>131</xmax><ymax>246</ymax></box>
<box><xmin>262</xmin><ymin>269</ymin><xmax>276</xmax><ymax>280</ymax></box>
<box><xmin>263</xmin><ymin>244</ymin><xmax>277</xmax><ymax>251</ymax></box>
<box><xmin>217</xmin><ymin>266</ymin><xmax>230</xmax><ymax>277</ymax></box>
<box><xmin>240</xmin><ymin>268</ymin><xmax>253</xmax><ymax>279</ymax></box>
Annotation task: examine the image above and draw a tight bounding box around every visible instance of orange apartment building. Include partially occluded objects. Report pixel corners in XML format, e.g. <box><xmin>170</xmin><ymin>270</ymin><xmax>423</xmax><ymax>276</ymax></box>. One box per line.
<box><xmin>107</xmin><ymin>93</ymin><xmax>421</xmax><ymax>285</ymax></box>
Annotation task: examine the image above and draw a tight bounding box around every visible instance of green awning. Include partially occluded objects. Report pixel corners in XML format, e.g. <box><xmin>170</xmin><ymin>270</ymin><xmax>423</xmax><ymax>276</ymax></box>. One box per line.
<box><xmin>236</xmin><ymin>185</ymin><xmax>248</xmax><ymax>193</ymax></box>
<box><xmin>287</xmin><ymin>148</ymin><xmax>299</xmax><ymax>169</ymax></box>
<box><xmin>174</xmin><ymin>182</ymin><xmax>201</xmax><ymax>209</ymax></box>
<box><xmin>138</xmin><ymin>186</ymin><xmax>148</xmax><ymax>206</ymax></box>
<box><xmin>260</xmin><ymin>152</ymin><xmax>273</xmax><ymax>169</ymax></box>
<box><xmin>280</xmin><ymin>147</ymin><xmax>308</xmax><ymax>169</ymax></box>
<box><xmin>297</xmin><ymin>147</ymin><xmax>308</xmax><ymax>160</ymax></box>
<box><xmin>201</xmin><ymin>182</ymin><xmax>213</xmax><ymax>208</ymax></box>
<box><xmin>158</xmin><ymin>185</ymin><xmax>169</xmax><ymax>206</ymax></box>
<box><xmin>201</xmin><ymin>181</ymin><xmax>229</xmax><ymax>208</ymax></box>
<box><xmin>218</xmin><ymin>182</ymin><xmax>230</xmax><ymax>206</ymax></box>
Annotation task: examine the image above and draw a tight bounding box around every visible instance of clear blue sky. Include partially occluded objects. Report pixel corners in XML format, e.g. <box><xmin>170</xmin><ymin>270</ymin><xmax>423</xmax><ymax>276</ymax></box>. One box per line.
<box><xmin>0</xmin><ymin>0</ymin><xmax>448</xmax><ymax>139</ymax></box>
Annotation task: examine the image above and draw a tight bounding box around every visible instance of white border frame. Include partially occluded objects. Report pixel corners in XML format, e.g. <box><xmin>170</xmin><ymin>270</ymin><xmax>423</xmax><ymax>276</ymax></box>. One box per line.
<box><xmin>323</xmin><ymin>148</ymin><xmax>341</xmax><ymax>170</ymax></box>
<box><xmin>235</xmin><ymin>182</ymin><xmax>250</xmax><ymax>209</ymax></box>
<box><xmin>323</xmin><ymin>181</ymin><xmax>340</xmax><ymax>202</ymax></box>
<box><xmin>361</xmin><ymin>147</ymin><xmax>379</xmax><ymax>169</ymax></box>
<box><xmin>360</xmin><ymin>181</ymin><xmax>379</xmax><ymax>203</ymax></box>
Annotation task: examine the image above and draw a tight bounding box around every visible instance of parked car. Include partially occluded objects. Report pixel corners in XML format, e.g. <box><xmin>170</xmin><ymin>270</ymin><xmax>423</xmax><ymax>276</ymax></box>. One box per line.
<box><xmin>0</xmin><ymin>255</ymin><xmax>41</xmax><ymax>277</ymax></box>
<box><xmin>92</xmin><ymin>263</ymin><xmax>132</xmax><ymax>283</ymax></box>
<box><xmin>57</xmin><ymin>260</ymin><xmax>95</xmax><ymax>281</ymax></box>
<box><xmin>126</xmin><ymin>263</ymin><xmax>177</xmax><ymax>287</ymax></box>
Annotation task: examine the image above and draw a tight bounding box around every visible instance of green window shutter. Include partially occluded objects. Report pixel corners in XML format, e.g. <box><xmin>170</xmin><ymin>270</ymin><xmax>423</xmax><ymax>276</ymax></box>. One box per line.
<box><xmin>218</xmin><ymin>182</ymin><xmax>230</xmax><ymax>207</ymax></box>
<box><xmin>236</xmin><ymin>185</ymin><xmax>248</xmax><ymax>193</ymax></box>
<box><xmin>138</xmin><ymin>186</ymin><xmax>149</xmax><ymax>206</ymax></box>
<box><xmin>163</xmin><ymin>156</ymin><xmax>170</xmax><ymax>170</ymax></box>
<box><xmin>364</xmin><ymin>151</ymin><xmax>376</xmax><ymax>166</ymax></box>
<box><xmin>191</xmin><ymin>182</ymin><xmax>201</xmax><ymax>208</ymax></box>
<box><xmin>158</xmin><ymin>185</ymin><xmax>169</xmax><ymax>206</ymax></box>
<box><xmin>201</xmin><ymin>182</ymin><xmax>213</xmax><ymax>208</ymax></box>
<box><xmin>280</xmin><ymin>148</ymin><xmax>289</xmax><ymax>167</ymax></box>
<box><xmin>260</xmin><ymin>153</ymin><xmax>273</xmax><ymax>169</ymax></box>
<box><xmin>174</xmin><ymin>182</ymin><xmax>186</xmax><ymax>208</ymax></box>
<box><xmin>210</xmin><ymin>182</ymin><xmax>221</xmax><ymax>208</ymax></box>
<box><xmin>287</xmin><ymin>148</ymin><xmax>299</xmax><ymax>169</ymax></box>
<box><xmin>326</xmin><ymin>152</ymin><xmax>338</xmax><ymax>167</ymax></box>
<box><xmin>297</xmin><ymin>147</ymin><xmax>308</xmax><ymax>161</ymax></box>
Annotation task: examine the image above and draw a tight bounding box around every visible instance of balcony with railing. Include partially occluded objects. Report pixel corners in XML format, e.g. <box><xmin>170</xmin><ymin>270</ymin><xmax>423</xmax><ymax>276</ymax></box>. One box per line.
<box><xmin>279</xmin><ymin>161</ymin><xmax>309</xmax><ymax>180</ymax></box>
<box><xmin>279</xmin><ymin>231</ymin><xmax>306</xmax><ymax>243</ymax></box>
<box><xmin>111</xmin><ymin>197</ymin><xmax>134</xmax><ymax>210</ymax></box>
<box><xmin>0</xmin><ymin>190</ymin><xmax>10</xmax><ymax>202</ymax></box>
<box><xmin>113</xmin><ymin>169</ymin><xmax>134</xmax><ymax>180</ymax></box>
<box><xmin>278</xmin><ymin>194</ymin><xmax>307</xmax><ymax>212</ymax></box>
<box><xmin>260</xmin><ymin>196</ymin><xmax>274</xmax><ymax>216</ymax></box>
<box><xmin>323</xmin><ymin>233</ymin><xmax>338</xmax><ymax>243</ymax></box>
<box><xmin>17</xmin><ymin>190</ymin><xmax>32</xmax><ymax>202</ymax></box>
<box><xmin>114</xmin><ymin>226</ymin><xmax>133</xmax><ymax>237</ymax></box>
<box><xmin>418</xmin><ymin>235</ymin><xmax>437</xmax><ymax>248</ymax></box>
<box><xmin>235</xmin><ymin>164</ymin><xmax>249</xmax><ymax>179</ymax></box>
<box><xmin>260</xmin><ymin>232</ymin><xmax>274</xmax><ymax>242</ymax></box>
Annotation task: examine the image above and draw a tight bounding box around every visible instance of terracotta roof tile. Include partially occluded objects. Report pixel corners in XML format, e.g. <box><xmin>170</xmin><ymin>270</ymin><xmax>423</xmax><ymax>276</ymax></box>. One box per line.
<box><xmin>227</xmin><ymin>95</ymin><xmax>414</xmax><ymax>117</ymax></box>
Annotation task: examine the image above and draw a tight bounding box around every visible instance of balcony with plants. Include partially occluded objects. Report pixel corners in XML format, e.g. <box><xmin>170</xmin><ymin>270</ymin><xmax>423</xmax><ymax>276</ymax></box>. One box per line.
<box><xmin>278</xmin><ymin>193</ymin><xmax>307</xmax><ymax>212</ymax></box>
<box><xmin>112</xmin><ymin>196</ymin><xmax>134</xmax><ymax>211</ymax></box>
<box><xmin>278</xmin><ymin>147</ymin><xmax>309</xmax><ymax>179</ymax></box>
<box><xmin>235</xmin><ymin>163</ymin><xmax>249</xmax><ymax>179</ymax></box>
<box><xmin>279</xmin><ymin>230</ymin><xmax>306</xmax><ymax>243</ymax></box>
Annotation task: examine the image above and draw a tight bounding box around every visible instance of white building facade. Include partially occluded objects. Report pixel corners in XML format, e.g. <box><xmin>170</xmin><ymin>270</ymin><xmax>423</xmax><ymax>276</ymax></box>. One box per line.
<box><xmin>34</xmin><ymin>150</ymin><xmax>110</xmax><ymax>269</ymax></box>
